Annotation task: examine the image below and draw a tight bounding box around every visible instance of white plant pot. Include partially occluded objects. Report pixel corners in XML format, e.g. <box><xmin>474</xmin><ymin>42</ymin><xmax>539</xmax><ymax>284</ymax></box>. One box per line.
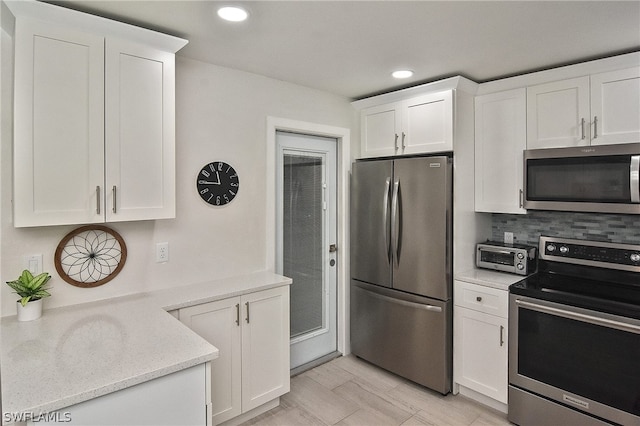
<box><xmin>16</xmin><ymin>298</ymin><xmax>43</xmax><ymax>322</ymax></box>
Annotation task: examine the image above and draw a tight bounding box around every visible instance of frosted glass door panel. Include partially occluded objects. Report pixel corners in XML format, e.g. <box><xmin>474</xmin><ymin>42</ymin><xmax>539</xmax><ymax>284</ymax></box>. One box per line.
<box><xmin>283</xmin><ymin>154</ymin><xmax>324</xmax><ymax>338</ymax></box>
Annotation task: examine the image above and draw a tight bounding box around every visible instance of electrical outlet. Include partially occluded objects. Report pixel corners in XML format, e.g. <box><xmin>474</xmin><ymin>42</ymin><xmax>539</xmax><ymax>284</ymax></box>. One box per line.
<box><xmin>25</xmin><ymin>254</ymin><xmax>43</xmax><ymax>274</ymax></box>
<box><xmin>504</xmin><ymin>232</ymin><xmax>514</xmax><ymax>245</ymax></box>
<box><xmin>156</xmin><ymin>242</ymin><xmax>169</xmax><ymax>263</ymax></box>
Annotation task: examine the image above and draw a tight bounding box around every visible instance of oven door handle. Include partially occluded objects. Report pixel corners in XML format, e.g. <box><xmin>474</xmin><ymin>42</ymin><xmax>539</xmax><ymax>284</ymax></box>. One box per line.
<box><xmin>515</xmin><ymin>299</ymin><xmax>640</xmax><ymax>334</ymax></box>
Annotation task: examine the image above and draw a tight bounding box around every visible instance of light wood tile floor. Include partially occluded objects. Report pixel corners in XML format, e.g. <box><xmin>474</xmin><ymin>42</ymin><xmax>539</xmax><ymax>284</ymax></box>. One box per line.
<box><xmin>243</xmin><ymin>355</ymin><xmax>512</xmax><ymax>426</ymax></box>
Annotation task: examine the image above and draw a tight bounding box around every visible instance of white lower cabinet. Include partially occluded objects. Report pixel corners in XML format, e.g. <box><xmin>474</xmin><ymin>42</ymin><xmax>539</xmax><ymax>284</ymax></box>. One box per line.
<box><xmin>178</xmin><ymin>286</ymin><xmax>290</xmax><ymax>425</ymax></box>
<box><xmin>453</xmin><ymin>280</ymin><xmax>508</xmax><ymax>406</ymax></box>
<box><xmin>32</xmin><ymin>364</ymin><xmax>209</xmax><ymax>426</ymax></box>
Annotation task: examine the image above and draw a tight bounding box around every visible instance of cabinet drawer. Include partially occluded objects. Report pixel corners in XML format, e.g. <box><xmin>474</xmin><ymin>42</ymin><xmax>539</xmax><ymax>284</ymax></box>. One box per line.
<box><xmin>454</xmin><ymin>280</ymin><xmax>508</xmax><ymax>317</ymax></box>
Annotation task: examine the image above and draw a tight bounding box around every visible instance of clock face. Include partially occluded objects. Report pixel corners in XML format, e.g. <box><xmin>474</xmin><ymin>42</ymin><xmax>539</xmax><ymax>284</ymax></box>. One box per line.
<box><xmin>197</xmin><ymin>161</ymin><xmax>240</xmax><ymax>206</ymax></box>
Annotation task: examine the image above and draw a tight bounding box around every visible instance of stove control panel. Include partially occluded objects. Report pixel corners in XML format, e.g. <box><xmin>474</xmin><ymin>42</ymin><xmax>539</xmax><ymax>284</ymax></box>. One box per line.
<box><xmin>540</xmin><ymin>236</ymin><xmax>640</xmax><ymax>273</ymax></box>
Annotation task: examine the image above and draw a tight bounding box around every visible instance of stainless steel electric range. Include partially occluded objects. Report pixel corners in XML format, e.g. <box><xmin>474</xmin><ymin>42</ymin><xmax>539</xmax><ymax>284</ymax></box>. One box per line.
<box><xmin>508</xmin><ymin>236</ymin><xmax>640</xmax><ymax>426</ymax></box>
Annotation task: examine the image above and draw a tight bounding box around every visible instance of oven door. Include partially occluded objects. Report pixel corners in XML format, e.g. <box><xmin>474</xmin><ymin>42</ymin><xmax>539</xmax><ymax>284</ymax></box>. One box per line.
<box><xmin>509</xmin><ymin>294</ymin><xmax>640</xmax><ymax>425</ymax></box>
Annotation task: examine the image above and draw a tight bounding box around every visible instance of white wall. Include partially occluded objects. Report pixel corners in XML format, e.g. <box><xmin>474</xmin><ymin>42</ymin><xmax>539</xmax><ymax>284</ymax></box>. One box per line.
<box><xmin>1</xmin><ymin>52</ymin><xmax>355</xmax><ymax>315</ymax></box>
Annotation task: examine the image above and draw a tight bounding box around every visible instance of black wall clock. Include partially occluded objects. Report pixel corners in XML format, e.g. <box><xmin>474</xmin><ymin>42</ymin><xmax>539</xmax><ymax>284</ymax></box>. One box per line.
<box><xmin>197</xmin><ymin>161</ymin><xmax>240</xmax><ymax>206</ymax></box>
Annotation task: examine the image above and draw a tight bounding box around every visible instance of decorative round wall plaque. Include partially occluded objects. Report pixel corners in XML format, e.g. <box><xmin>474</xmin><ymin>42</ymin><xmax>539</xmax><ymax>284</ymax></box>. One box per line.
<box><xmin>55</xmin><ymin>225</ymin><xmax>127</xmax><ymax>288</ymax></box>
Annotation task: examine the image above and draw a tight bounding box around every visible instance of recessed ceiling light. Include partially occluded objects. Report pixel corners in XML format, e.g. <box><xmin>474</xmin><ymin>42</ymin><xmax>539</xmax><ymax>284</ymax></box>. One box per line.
<box><xmin>392</xmin><ymin>70</ymin><xmax>414</xmax><ymax>79</ymax></box>
<box><xmin>217</xmin><ymin>6</ymin><xmax>249</xmax><ymax>22</ymax></box>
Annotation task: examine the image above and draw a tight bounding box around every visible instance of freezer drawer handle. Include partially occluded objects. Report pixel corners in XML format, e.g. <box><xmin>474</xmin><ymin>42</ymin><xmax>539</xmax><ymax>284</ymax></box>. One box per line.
<box><xmin>365</xmin><ymin>288</ymin><xmax>443</xmax><ymax>313</ymax></box>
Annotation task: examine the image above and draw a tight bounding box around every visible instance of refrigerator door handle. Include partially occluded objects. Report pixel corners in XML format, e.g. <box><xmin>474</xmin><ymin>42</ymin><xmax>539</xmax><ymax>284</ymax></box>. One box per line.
<box><xmin>383</xmin><ymin>178</ymin><xmax>392</xmax><ymax>263</ymax></box>
<box><xmin>391</xmin><ymin>179</ymin><xmax>400</xmax><ymax>267</ymax></box>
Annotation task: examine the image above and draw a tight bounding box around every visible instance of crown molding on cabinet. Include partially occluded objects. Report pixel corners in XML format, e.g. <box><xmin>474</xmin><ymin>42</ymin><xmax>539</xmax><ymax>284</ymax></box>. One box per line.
<box><xmin>5</xmin><ymin>0</ymin><xmax>188</xmax><ymax>53</ymax></box>
<box><xmin>476</xmin><ymin>51</ymin><xmax>640</xmax><ymax>95</ymax></box>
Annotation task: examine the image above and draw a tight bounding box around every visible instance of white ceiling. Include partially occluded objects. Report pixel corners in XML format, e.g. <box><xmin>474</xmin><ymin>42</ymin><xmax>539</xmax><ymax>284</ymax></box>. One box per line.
<box><xmin>45</xmin><ymin>1</ymin><xmax>640</xmax><ymax>100</ymax></box>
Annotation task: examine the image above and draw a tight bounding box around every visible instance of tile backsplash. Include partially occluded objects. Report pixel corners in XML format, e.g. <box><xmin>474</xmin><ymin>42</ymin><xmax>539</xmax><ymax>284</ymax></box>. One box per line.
<box><xmin>491</xmin><ymin>211</ymin><xmax>640</xmax><ymax>246</ymax></box>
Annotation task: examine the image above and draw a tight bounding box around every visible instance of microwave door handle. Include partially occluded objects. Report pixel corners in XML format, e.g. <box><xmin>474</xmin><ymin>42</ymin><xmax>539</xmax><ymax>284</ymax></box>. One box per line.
<box><xmin>631</xmin><ymin>155</ymin><xmax>639</xmax><ymax>203</ymax></box>
<box><xmin>479</xmin><ymin>247</ymin><xmax>514</xmax><ymax>256</ymax></box>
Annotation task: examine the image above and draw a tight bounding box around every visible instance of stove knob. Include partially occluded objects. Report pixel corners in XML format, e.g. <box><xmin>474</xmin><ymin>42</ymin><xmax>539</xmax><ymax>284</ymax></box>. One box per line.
<box><xmin>631</xmin><ymin>253</ymin><xmax>640</xmax><ymax>263</ymax></box>
<box><xmin>560</xmin><ymin>246</ymin><xmax>569</xmax><ymax>254</ymax></box>
<box><xmin>547</xmin><ymin>244</ymin><xmax>556</xmax><ymax>253</ymax></box>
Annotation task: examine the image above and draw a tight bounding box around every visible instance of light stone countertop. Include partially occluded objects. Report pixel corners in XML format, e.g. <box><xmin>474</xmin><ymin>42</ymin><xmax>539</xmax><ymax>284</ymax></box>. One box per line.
<box><xmin>1</xmin><ymin>271</ymin><xmax>291</xmax><ymax>418</ymax></box>
<box><xmin>455</xmin><ymin>268</ymin><xmax>529</xmax><ymax>291</ymax></box>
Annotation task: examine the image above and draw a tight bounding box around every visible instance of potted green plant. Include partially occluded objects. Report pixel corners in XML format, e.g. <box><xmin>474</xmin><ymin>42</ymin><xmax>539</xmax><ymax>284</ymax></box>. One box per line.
<box><xmin>6</xmin><ymin>270</ymin><xmax>52</xmax><ymax>321</ymax></box>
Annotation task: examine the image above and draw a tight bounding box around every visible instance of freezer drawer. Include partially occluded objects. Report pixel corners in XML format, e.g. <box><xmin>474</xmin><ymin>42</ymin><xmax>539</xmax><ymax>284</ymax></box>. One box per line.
<box><xmin>350</xmin><ymin>280</ymin><xmax>452</xmax><ymax>394</ymax></box>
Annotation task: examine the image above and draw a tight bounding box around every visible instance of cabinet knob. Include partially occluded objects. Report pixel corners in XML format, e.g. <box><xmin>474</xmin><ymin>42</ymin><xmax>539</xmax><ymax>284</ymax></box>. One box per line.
<box><xmin>476</xmin><ymin>296</ymin><xmax>482</xmax><ymax>302</ymax></box>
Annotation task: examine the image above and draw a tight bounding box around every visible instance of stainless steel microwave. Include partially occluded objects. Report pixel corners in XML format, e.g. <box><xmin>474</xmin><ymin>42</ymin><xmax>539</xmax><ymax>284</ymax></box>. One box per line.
<box><xmin>524</xmin><ymin>143</ymin><xmax>640</xmax><ymax>214</ymax></box>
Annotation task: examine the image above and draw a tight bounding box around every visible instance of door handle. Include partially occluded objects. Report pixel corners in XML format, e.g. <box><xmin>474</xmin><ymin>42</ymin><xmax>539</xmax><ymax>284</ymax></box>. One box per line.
<box><xmin>383</xmin><ymin>178</ymin><xmax>391</xmax><ymax>264</ymax></box>
<box><xmin>391</xmin><ymin>179</ymin><xmax>400</xmax><ymax>267</ymax></box>
<box><xmin>631</xmin><ymin>155</ymin><xmax>639</xmax><ymax>203</ymax></box>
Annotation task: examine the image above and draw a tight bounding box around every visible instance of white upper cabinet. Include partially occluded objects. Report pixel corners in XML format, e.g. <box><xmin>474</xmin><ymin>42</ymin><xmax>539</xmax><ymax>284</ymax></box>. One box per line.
<box><xmin>360</xmin><ymin>102</ymin><xmax>401</xmax><ymax>158</ymax></box>
<box><xmin>403</xmin><ymin>91</ymin><xmax>453</xmax><ymax>155</ymax></box>
<box><xmin>105</xmin><ymin>39</ymin><xmax>176</xmax><ymax>222</ymax></box>
<box><xmin>360</xmin><ymin>90</ymin><xmax>454</xmax><ymax>158</ymax></box>
<box><xmin>589</xmin><ymin>67</ymin><xmax>640</xmax><ymax>145</ymax></box>
<box><xmin>527</xmin><ymin>67</ymin><xmax>640</xmax><ymax>149</ymax></box>
<box><xmin>8</xmin><ymin>1</ymin><xmax>186</xmax><ymax>227</ymax></box>
<box><xmin>13</xmin><ymin>19</ymin><xmax>106</xmax><ymax>227</ymax></box>
<box><xmin>474</xmin><ymin>88</ymin><xmax>527</xmax><ymax>214</ymax></box>
<box><xmin>526</xmin><ymin>76</ymin><xmax>590</xmax><ymax>149</ymax></box>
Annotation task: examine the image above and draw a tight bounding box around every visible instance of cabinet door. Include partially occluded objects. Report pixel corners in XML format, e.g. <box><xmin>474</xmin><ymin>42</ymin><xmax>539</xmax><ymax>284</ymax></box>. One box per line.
<box><xmin>475</xmin><ymin>89</ymin><xmax>526</xmax><ymax>214</ymax></box>
<box><xmin>105</xmin><ymin>39</ymin><xmax>176</xmax><ymax>222</ymax></box>
<box><xmin>402</xmin><ymin>90</ymin><xmax>453</xmax><ymax>154</ymax></box>
<box><xmin>527</xmin><ymin>77</ymin><xmax>590</xmax><ymax>149</ymax></box>
<box><xmin>454</xmin><ymin>307</ymin><xmax>507</xmax><ymax>403</ymax></box>
<box><xmin>241</xmin><ymin>286</ymin><xmax>290</xmax><ymax>412</ymax></box>
<box><xmin>360</xmin><ymin>102</ymin><xmax>401</xmax><ymax>158</ymax></box>
<box><xmin>13</xmin><ymin>18</ymin><xmax>105</xmax><ymax>227</ymax></box>
<box><xmin>179</xmin><ymin>298</ymin><xmax>242</xmax><ymax>425</ymax></box>
<box><xmin>590</xmin><ymin>67</ymin><xmax>640</xmax><ymax>145</ymax></box>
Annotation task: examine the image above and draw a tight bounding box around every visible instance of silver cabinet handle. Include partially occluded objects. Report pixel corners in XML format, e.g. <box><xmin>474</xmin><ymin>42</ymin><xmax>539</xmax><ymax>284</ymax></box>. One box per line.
<box><xmin>235</xmin><ymin>303</ymin><xmax>240</xmax><ymax>326</ymax></box>
<box><xmin>112</xmin><ymin>186</ymin><xmax>117</xmax><ymax>213</ymax></box>
<box><xmin>519</xmin><ymin>189</ymin><xmax>524</xmax><ymax>208</ymax></box>
<box><xmin>96</xmin><ymin>186</ymin><xmax>101</xmax><ymax>214</ymax></box>
<box><xmin>245</xmin><ymin>301</ymin><xmax>250</xmax><ymax>323</ymax></box>
<box><xmin>631</xmin><ymin>155</ymin><xmax>639</xmax><ymax>203</ymax></box>
<box><xmin>499</xmin><ymin>325</ymin><xmax>505</xmax><ymax>347</ymax></box>
<box><xmin>593</xmin><ymin>116</ymin><xmax>598</xmax><ymax>139</ymax></box>
<box><xmin>383</xmin><ymin>178</ymin><xmax>391</xmax><ymax>264</ymax></box>
<box><xmin>394</xmin><ymin>134</ymin><xmax>399</xmax><ymax>151</ymax></box>
<box><xmin>401</xmin><ymin>132</ymin><xmax>406</xmax><ymax>149</ymax></box>
<box><xmin>580</xmin><ymin>118</ymin><xmax>586</xmax><ymax>140</ymax></box>
<box><xmin>391</xmin><ymin>179</ymin><xmax>400</xmax><ymax>267</ymax></box>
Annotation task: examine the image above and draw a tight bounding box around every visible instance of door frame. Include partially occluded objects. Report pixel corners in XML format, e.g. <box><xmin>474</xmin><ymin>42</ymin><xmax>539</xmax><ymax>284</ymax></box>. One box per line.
<box><xmin>266</xmin><ymin>117</ymin><xmax>351</xmax><ymax>357</ymax></box>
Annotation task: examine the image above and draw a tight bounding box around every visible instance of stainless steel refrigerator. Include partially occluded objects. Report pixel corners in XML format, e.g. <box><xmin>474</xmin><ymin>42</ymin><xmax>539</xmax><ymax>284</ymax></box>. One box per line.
<box><xmin>350</xmin><ymin>155</ymin><xmax>452</xmax><ymax>394</ymax></box>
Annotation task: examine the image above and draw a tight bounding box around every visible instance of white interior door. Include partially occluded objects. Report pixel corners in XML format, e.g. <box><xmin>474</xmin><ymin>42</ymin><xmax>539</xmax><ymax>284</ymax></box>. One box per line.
<box><xmin>276</xmin><ymin>131</ymin><xmax>337</xmax><ymax>370</ymax></box>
